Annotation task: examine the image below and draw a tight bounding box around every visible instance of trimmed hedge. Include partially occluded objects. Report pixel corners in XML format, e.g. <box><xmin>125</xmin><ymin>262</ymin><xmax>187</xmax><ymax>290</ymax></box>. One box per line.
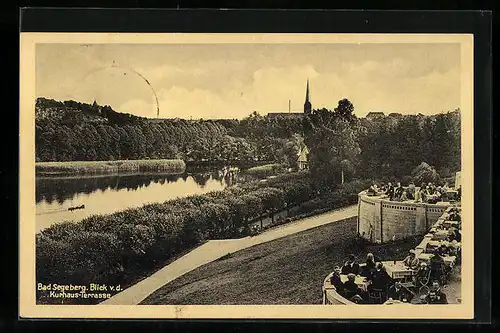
<box><xmin>36</xmin><ymin>172</ymin><xmax>371</xmax><ymax>304</ymax></box>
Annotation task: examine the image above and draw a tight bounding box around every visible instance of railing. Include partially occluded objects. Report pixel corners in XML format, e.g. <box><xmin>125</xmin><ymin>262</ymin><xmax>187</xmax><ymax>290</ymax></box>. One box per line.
<box><xmin>357</xmin><ymin>191</ymin><xmax>450</xmax><ymax>243</ymax></box>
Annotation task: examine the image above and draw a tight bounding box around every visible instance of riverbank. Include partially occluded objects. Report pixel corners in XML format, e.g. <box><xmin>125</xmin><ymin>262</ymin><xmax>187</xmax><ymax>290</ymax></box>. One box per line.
<box><xmin>36</xmin><ymin>159</ymin><xmax>186</xmax><ymax>176</ymax></box>
<box><xmin>36</xmin><ymin>172</ymin><xmax>371</xmax><ymax>304</ymax></box>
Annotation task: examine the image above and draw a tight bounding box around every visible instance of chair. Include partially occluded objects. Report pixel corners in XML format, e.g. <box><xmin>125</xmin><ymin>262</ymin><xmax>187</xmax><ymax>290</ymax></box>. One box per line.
<box><xmin>404</xmin><ymin>267</ymin><xmax>431</xmax><ymax>295</ymax></box>
<box><xmin>368</xmin><ymin>287</ymin><xmax>386</xmax><ymax>304</ymax></box>
<box><xmin>431</xmin><ymin>262</ymin><xmax>448</xmax><ymax>286</ymax></box>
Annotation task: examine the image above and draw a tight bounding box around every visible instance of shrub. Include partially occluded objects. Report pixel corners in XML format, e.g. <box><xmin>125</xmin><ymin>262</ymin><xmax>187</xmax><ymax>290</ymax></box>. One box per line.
<box><xmin>244</xmin><ymin>163</ymin><xmax>286</xmax><ymax>179</ymax></box>
<box><xmin>36</xmin><ymin>170</ymin><xmax>371</xmax><ymax>304</ymax></box>
<box><xmin>411</xmin><ymin>162</ymin><xmax>441</xmax><ymax>185</ymax></box>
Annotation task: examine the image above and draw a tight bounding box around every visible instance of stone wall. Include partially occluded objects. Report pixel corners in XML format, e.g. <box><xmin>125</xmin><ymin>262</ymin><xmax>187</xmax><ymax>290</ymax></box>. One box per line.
<box><xmin>357</xmin><ymin>192</ymin><xmax>449</xmax><ymax>243</ymax></box>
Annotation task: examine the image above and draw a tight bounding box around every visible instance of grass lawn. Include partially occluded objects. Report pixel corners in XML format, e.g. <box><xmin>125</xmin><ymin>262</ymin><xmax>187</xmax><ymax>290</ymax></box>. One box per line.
<box><xmin>142</xmin><ymin>217</ymin><xmax>422</xmax><ymax>305</ymax></box>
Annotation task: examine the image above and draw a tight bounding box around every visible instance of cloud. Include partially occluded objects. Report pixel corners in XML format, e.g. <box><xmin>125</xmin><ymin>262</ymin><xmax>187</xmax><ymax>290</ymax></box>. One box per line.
<box><xmin>38</xmin><ymin>43</ymin><xmax>462</xmax><ymax>119</ymax></box>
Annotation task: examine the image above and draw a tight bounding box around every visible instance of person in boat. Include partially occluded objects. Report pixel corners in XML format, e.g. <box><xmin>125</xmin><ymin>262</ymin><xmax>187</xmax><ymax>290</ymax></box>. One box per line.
<box><xmin>423</xmin><ymin>281</ymin><xmax>448</xmax><ymax>304</ymax></box>
<box><xmin>343</xmin><ymin>273</ymin><xmax>364</xmax><ymax>303</ymax></box>
<box><xmin>360</xmin><ymin>253</ymin><xmax>377</xmax><ymax>279</ymax></box>
<box><xmin>341</xmin><ymin>254</ymin><xmax>360</xmax><ymax>275</ymax></box>
<box><xmin>387</xmin><ymin>281</ymin><xmax>410</xmax><ymax>302</ymax></box>
<box><xmin>329</xmin><ymin>266</ymin><xmax>344</xmax><ymax>294</ymax></box>
<box><xmin>403</xmin><ymin>249</ymin><xmax>420</xmax><ymax>270</ymax></box>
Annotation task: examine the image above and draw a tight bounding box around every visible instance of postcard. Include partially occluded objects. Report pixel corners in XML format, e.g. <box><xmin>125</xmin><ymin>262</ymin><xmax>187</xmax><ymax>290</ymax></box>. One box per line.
<box><xmin>20</xmin><ymin>32</ymin><xmax>473</xmax><ymax>319</ymax></box>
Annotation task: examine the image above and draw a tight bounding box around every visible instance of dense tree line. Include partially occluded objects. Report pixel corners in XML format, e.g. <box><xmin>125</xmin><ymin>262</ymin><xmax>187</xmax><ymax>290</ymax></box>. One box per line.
<box><xmin>301</xmin><ymin>98</ymin><xmax>461</xmax><ymax>186</ymax></box>
<box><xmin>36</xmin><ymin>99</ymin><xmax>297</xmax><ymax>163</ymax></box>
<box><xmin>357</xmin><ymin>110</ymin><xmax>461</xmax><ymax>180</ymax></box>
<box><xmin>36</xmin><ymin>115</ymin><xmax>250</xmax><ymax>163</ymax></box>
<box><xmin>35</xmin><ymin>98</ymin><xmax>461</xmax><ymax>183</ymax></box>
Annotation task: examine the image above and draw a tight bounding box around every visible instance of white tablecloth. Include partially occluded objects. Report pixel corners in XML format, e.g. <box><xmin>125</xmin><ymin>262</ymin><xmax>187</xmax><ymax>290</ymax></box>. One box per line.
<box><xmin>340</xmin><ymin>274</ymin><xmax>370</xmax><ymax>291</ymax></box>
<box><xmin>382</xmin><ymin>261</ymin><xmax>416</xmax><ymax>280</ymax></box>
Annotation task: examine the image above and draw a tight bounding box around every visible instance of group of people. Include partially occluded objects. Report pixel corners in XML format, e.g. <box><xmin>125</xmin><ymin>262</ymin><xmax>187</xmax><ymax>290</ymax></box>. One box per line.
<box><xmin>367</xmin><ymin>181</ymin><xmax>461</xmax><ymax>204</ymax></box>
<box><xmin>405</xmin><ymin>249</ymin><xmax>452</xmax><ymax>288</ymax></box>
<box><xmin>330</xmin><ymin>252</ymin><xmax>449</xmax><ymax>304</ymax></box>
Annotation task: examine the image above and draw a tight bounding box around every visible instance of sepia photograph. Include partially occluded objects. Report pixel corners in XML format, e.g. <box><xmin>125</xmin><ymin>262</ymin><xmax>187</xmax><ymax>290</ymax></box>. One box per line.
<box><xmin>19</xmin><ymin>33</ymin><xmax>474</xmax><ymax>319</ymax></box>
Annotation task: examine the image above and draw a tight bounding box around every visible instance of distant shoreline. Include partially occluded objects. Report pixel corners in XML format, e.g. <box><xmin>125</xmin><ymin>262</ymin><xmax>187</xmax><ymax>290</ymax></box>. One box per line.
<box><xmin>35</xmin><ymin>159</ymin><xmax>186</xmax><ymax>176</ymax></box>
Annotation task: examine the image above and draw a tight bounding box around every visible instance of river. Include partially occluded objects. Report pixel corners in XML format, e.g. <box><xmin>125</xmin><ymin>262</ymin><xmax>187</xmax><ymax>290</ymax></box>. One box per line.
<box><xmin>35</xmin><ymin>167</ymin><xmax>239</xmax><ymax>233</ymax></box>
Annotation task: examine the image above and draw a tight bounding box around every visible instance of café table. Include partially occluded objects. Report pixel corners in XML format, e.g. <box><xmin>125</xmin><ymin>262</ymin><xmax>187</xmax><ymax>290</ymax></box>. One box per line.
<box><xmin>417</xmin><ymin>253</ymin><xmax>456</xmax><ymax>267</ymax></box>
<box><xmin>340</xmin><ymin>274</ymin><xmax>370</xmax><ymax>292</ymax></box>
<box><xmin>425</xmin><ymin>242</ymin><xmax>460</xmax><ymax>257</ymax></box>
<box><xmin>383</xmin><ymin>299</ymin><xmax>412</xmax><ymax>305</ymax></box>
<box><xmin>428</xmin><ymin>240</ymin><xmax>461</xmax><ymax>249</ymax></box>
<box><xmin>440</xmin><ymin>212</ymin><xmax>450</xmax><ymax>220</ymax></box>
<box><xmin>382</xmin><ymin>261</ymin><xmax>416</xmax><ymax>281</ymax></box>
<box><xmin>416</xmin><ymin>238</ymin><xmax>431</xmax><ymax>252</ymax></box>
<box><xmin>442</xmin><ymin>220</ymin><xmax>460</xmax><ymax>229</ymax></box>
<box><xmin>432</xmin><ymin>230</ymin><xmax>449</xmax><ymax>241</ymax></box>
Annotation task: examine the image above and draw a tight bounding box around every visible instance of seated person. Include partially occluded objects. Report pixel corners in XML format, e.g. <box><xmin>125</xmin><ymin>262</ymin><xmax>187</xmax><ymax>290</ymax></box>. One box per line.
<box><xmin>414</xmin><ymin>262</ymin><xmax>431</xmax><ymax>288</ymax></box>
<box><xmin>400</xmin><ymin>190</ymin><xmax>408</xmax><ymax>201</ymax></box>
<box><xmin>368</xmin><ymin>262</ymin><xmax>392</xmax><ymax>292</ymax></box>
<box><xmin>387</xmin><ymin>281</ymin><xmax>411</xmax><ymax>302</ymax></box>
<box><xmin>414</xmin><ymin>188</ymin><xmax>422</xmax><ymax>202</ymax></box>
<box><xmin>407</xmin><ymin>183</ymin><xmax>416</xmax><ymax>200</ymax></box>
<box><xmin>423</xmin><ymin>281</ymin><xmax>448</xmax><ymax>304</ymax></box>
<box><xmin>442</xmin><ymin>182</ymin><xmax>450</xmax><ymax>191</ymax></box>
<box><xmin>361</xmin><ymin>253</ymin><xmax>376</xmax><ymax>278</ymax></box>
<box><xmin>343</xmin><ymin>273</ymin><xmax>366</xmax><ymax>303</ymax></box>
<box><xmin>436</xmin><ymin>244</ymin><xmax>449</xmax><ymax>257</ymax></box>
<box><xmin>446</xmin><ymin>227</ymin><xmax>459</xmax><ymax>242</ymax></box>
<box><xmin>329</xmin><ymin>266</ymin><xmax>344</xmax><ymax>293</ymax></box>
<box><xmin>386</xmin><ymin>183</ymin><xmax>394</xmax><ymax>200</ymax></box>
<box><xmin>449</xmin><ymin>211</ymin><xmax>461</xmax><ymax>222</ymax></box>
<box><xmin>367</xmin><ymin>184</ymin><xmax>379</xmax><ymax>196</ymax></box>
<box><xmin>421</xmin><ymin>188</ymin><xmax>429</xmax><ymax>203</ymax></box>
<box><xmin>429</xmin><ymin>253</ymin><xmax>447</xmax><ymax>284</ymax></box>
<box><xmin>341</xmin><ymin>254</ymin><xmax>360</xmax><ymax>275</ymax></box>
<box><xmin>394</xmin><ymin>183</ymin><xmax>404</xmax><ymax>199</ymax></box>
<box><xmin>367</xmin><ymin>186</ymin><xmax>376</xmax><ymax>195</ymax></box>
<box><xmin>403</xmin><ymin>249</ymin><xmax>420</xmax><ymax>270</ymax></box>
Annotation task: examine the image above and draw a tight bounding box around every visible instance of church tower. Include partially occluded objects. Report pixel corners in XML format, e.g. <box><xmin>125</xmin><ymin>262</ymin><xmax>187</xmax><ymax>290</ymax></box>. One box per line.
<box><xmin>304</xmin><ymin>79</ymin><xmax>312</xmax><ymax>114</ymax></box>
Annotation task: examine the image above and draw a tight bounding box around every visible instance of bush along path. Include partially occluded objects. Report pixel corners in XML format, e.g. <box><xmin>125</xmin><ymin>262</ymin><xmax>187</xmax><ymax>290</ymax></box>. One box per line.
<box><xmin>36</xmin><ymin>171</ymin><xmax>371</xmax><ymax>304</ymax></box>
<box><xmin>101</xmin><ymin>204</ymin><xmax>358</xmax><ymax>305</ymax></box>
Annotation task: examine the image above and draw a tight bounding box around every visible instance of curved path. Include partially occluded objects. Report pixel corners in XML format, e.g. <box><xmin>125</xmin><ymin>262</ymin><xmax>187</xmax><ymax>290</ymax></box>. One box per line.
<box><xmin>101</xmin><ymin>204</ymin><xmax>358</xmax><ymax>305</ymax></box>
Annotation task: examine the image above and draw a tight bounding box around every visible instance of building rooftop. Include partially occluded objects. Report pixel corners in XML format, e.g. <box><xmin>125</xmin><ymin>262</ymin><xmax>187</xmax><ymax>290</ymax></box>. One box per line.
<box><xmin>267</xmin><ymin>112</ymin><xmax>304</xmax><ymax>118</ymax></box>
<box><xmin>366</xmin><ymin>111</ymin><xmax>385</xmax><ymax>118</ymax></box>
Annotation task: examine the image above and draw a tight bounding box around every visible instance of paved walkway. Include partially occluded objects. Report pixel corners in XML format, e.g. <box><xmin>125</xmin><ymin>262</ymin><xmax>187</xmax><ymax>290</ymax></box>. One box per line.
<box><xmin>101</xmin><ymin>204</ymin><xmax>358</xmax><ymax>305</ymax></box>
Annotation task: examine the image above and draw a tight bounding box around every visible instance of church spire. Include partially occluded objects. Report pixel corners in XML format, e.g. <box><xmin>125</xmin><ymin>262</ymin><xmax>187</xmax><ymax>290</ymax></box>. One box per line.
<box><xmin>304</xmin><ymin>79</ymin><xmax>312</xmax><ymax>114</ymax></box>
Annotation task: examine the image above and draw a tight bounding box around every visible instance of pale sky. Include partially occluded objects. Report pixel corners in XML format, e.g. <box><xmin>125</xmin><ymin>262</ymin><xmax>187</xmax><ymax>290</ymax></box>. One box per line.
<box><xmin>36</xmin><ymin>43</ymin><xmax>461</xmax><ymax>119</ymax></box>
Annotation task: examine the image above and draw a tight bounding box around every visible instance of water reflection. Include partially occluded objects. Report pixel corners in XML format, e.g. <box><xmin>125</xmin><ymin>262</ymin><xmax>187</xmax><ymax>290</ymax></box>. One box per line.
<box><xmin>35</xmin><ymin>167</ymin><xmax>239</xmax><ymax>233</ymax></box>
